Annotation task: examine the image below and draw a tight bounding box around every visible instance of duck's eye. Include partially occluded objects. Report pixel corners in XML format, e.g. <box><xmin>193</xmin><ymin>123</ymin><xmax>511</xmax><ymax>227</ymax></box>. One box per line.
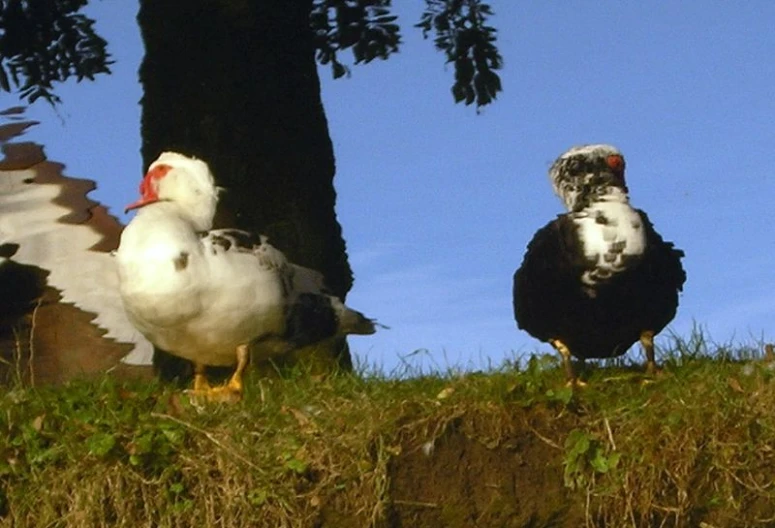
<box><xmin>565</xmin><ymin>158</ymin><xmax>583</xmax><ymax>174</ymax></box>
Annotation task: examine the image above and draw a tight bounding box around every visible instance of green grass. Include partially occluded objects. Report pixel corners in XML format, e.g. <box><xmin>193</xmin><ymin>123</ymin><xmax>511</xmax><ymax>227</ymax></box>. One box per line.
<box><xmin>1</xmin><ymin>330</ymin><xmax>775</xmax><ymax>527</ymax></box>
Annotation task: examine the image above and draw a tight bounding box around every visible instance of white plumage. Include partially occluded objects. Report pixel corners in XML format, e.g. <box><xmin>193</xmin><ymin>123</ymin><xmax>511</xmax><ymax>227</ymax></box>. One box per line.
<box><xmin>116</xmin><ymin>152</ymin><xmax>378</xmax><ymax>400</ymax></box>
<box><xmin>573</xmin><ymin>191</ymin><xmax>647</xmax><ymax>288</ymax></box>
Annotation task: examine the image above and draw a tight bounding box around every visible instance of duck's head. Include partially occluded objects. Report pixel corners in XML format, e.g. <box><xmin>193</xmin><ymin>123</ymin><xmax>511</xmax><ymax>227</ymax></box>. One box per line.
<box><xmin>548</xmin><ymin>144</ymin><xmax>627</xmax><ymax>211</ymax></box>
<box><xmin>126</xmin><ymin>152</ymin><xmax>219</xmax><ymax>231</ymax></box>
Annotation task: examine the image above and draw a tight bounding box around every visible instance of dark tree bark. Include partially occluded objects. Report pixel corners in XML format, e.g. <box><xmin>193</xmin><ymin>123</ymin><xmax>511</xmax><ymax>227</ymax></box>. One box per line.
<box><xmin>138</xmin><ymin>0</ymin><xmax>354</xmax><ymax>376</ymax></box>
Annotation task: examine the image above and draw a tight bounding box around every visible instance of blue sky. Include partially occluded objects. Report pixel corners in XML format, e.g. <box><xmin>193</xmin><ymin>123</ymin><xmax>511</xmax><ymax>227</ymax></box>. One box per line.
<box><xmin>15</xmin><ymin>2</ymin><xmax>775</xmax><ymax>373</ymax></box>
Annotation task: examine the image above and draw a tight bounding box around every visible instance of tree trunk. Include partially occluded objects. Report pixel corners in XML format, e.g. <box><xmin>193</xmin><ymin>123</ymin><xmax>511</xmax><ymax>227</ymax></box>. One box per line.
<box><xmin>137</xmin><ymin>0</ymin><xmax>354</xmax><ymax>377</ymax></box>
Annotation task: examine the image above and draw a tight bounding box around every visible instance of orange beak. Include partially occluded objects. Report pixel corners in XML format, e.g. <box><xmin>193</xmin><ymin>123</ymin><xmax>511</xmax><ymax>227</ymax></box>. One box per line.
<box><xmin>125</xmin><ymin>164</ymin><xmax>171</xmax><ymax>212</ymax></box>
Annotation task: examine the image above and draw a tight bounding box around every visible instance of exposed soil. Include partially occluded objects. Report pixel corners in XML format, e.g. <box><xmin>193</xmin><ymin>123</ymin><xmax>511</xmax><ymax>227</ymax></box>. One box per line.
<box><xmin>384</xmin><ymin>406</ymin><xmax>585</xmax><ymax>528</ymax></box>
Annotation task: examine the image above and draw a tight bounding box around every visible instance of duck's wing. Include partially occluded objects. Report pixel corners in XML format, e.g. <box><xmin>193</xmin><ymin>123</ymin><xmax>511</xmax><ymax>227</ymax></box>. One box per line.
<box><xmin>202</xmin><ymin>229</ymin><xmax>377</xmax><ymax>344</ymax></box>
<box><xmin>637</xmin><ymin>209</ymin><xmax>686</xmax><ymax>293</ymax></box>
<box><xmin>513</xmin><ymin>214</ymin><xmax>587</xmax><ymax>341</ymax></box>
<box><xmin>202</xmin><ymin>228</ymin><xmax>327</xmax><ymax>295</ymax></box>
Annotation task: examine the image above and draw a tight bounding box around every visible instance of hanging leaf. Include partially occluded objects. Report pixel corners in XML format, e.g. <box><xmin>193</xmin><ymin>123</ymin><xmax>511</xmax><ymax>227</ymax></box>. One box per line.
<box><xmin>416</xmin><ymin>0</ymin><xmax>503</xmax><ymax>108</ymax></box>
<box><xmin>311</xmin><ymin>0</ymin><xmax>401</xmax><ymax>79</ymax></box>
<box><xmin>0</xmin><ymin>0</ymin><xmax>113</xmax><ymax>106</ymax></box>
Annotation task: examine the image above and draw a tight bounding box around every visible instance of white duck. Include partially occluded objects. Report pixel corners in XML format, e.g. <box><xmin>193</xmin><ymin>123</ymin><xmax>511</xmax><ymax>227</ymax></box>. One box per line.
<box><xmin>116</xmin><ymin>152</ymin><xmax>378</xmax><ymax>401</ymax></box>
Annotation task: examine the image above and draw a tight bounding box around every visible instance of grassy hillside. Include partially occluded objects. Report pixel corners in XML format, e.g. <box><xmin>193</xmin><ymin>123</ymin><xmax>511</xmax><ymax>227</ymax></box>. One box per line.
<box><xmin>1</xmin><ymin>331</ymin><xmax>774</xmax><ymax>527</ymax></box>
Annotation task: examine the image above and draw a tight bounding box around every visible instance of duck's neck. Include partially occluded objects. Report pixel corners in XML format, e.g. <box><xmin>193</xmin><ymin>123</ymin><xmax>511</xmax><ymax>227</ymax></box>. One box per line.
<box><xmin>121</xmin><ymin>202</ymin><xmax>202</xmax><ymax>254</ymax></box>
<box><xmin>132</xmin><ymin>201</ymin><xmax>212</xmax><ymax>232</ymax></box>
<box><xmin>564</xmin><ymin>185</ymin><xmax>631</xmax><ymax>212</ymax></box>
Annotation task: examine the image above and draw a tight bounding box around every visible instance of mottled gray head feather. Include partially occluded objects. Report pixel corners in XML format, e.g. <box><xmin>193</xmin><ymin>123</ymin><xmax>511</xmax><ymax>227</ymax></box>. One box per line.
<box><xmin>549</xmin><ymin>144</ymin><xmax>628</xmax><ymax>211</ymax></box>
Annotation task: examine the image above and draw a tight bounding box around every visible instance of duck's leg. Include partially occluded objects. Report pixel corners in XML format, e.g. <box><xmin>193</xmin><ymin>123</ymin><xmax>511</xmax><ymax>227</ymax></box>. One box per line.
<box><xmin>186</xmin><ymin>345</ymin><xmax>248</xmax><ymax>404</ymax></box>
<box><xmin>550</xmin><ymin>338</ymin><xmax>586</xmax><ymax>387</ymax></box>
<box><xmin>640</xmin><ymin>330</ymin><xmax>657</xmax><ymax>375</ymax></box>
<box><xmin>222</xmin><ymin>343</ymin><xmax>249</xmax><ymax>396</ymax></box>
<box><xmin>192</xmin><ymin>362</ymin><xmax>211</xmax><ymax>391</ymax></box>
<box><xmin>185</xmin><ymin>362</ymin><xmax>217</xmax><ymax>401</ymax></box>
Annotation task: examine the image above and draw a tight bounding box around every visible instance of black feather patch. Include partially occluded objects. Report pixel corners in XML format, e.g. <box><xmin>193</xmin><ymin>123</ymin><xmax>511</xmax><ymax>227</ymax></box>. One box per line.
<box><xmin>283</xmin><ymin>293</ymin><xmax>338</xmax><ymax>347</ymax></box>
<box><xmin>205</xmin><ymin>229</ymin><xmax>262</xmax><ymax>253</ymax></box>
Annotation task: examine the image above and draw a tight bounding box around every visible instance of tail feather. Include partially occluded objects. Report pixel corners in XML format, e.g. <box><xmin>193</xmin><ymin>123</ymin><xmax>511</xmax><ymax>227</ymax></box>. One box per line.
<box><xmin>338</xmin><ymin>306</ymin><xmax>380</xmax><ymax>336</ymax></box>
